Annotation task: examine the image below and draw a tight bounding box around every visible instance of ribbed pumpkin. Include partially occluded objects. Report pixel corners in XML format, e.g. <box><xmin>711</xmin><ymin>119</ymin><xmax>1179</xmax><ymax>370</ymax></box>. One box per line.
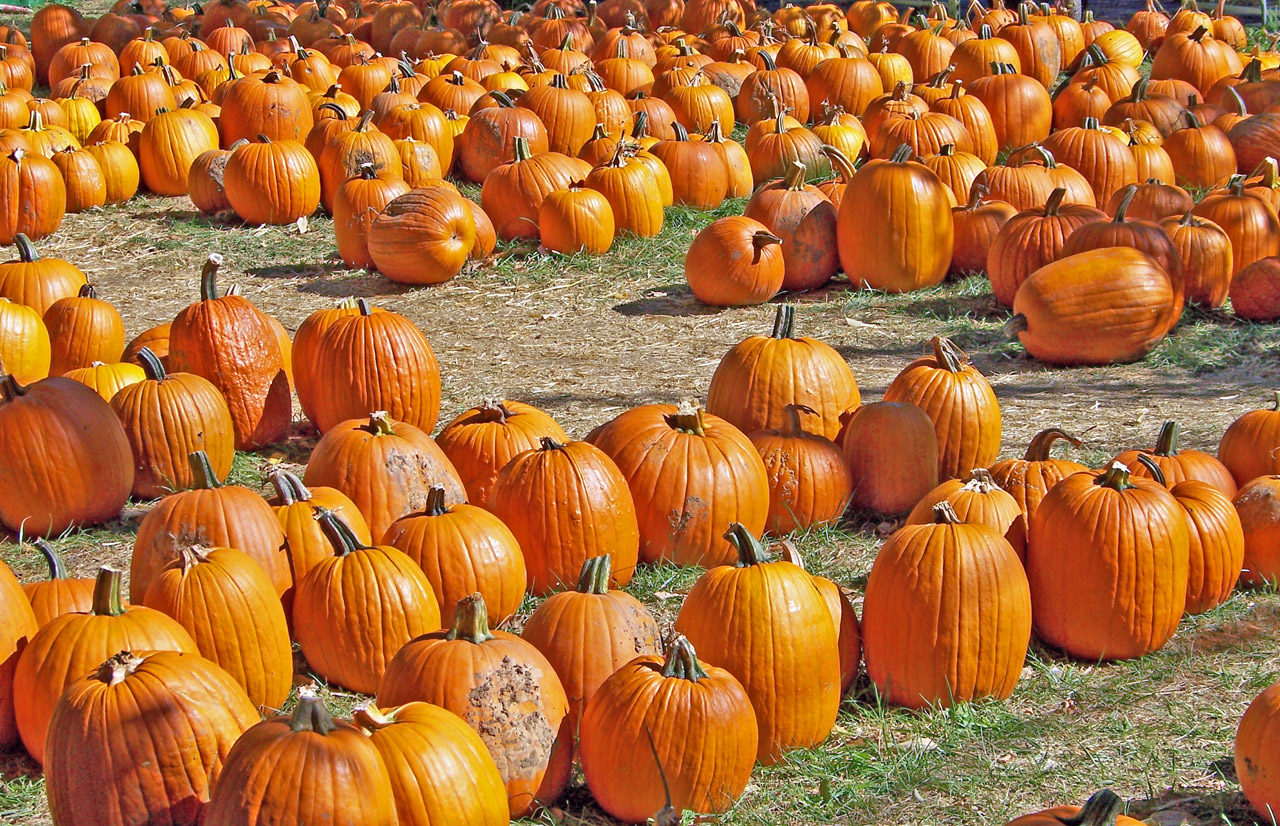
<box><xmin>169</xmin><ymin>255</ymin><xmax>291</xmax><ymax>451</ymax></box>
<box><xmin>585</xmin><ymin>142</ymin><xmax>665</xmax><ymax>237</ymax></box>
<box><xmin>367</xmin><ymin>187</ymin><xmax>477</xmax><ymax>286</ymax></box>
<box><xmin>434</xmin><ymin>398</ymin><xmax>568</xmax><ymax>510</ymax></box>
<box><xmin>269</xmin><ymin>468</ymin><xmax>372</xmax><ymax>588</ymax></box>
<box><xmin>353</xmin><ymin>701</ymin><xmax>510</xmax><ymax>826</ymax></box>
<box><xmin>0</xmin><ymin>373</ymin><xmax>133</xmax><ymax>536</ymax></box>
<box><xmin>0</xmin><ymin>147</ymin><xmax>66</xmax><ymax>244</ymax></box>
<box><xmin>1160</xmin><ymin>208</ymin><xmax>1234</xmax><ymax>307</ymax></box>
<box><xmin>42</xmin><ymin>283</ymin><xmax>124</xmax><ymax>376</ymax></box>
<box><xmin>883</xmin><ymin>336</ymin><xmax>1001</xmax><ymax>480</ymax></box>
<box><xmin>489</xmin><ymin>437</ymin><xmax>638</xmax><ymax>594</ymax></box>
<box><xmin>587</xmin><ymin>402</ymin><xmax>770</xmax><ymax>567</ymax></box>
<box><xmin>138</xmin><ymin>107</ymin><xmax>219</xmax><ymax>196</ymax></box>
<box><xmin>951</xmin><ymin>186</ymin><xmax>1017</xmax><ymax>274</ymax></box>
<box><xmin>62</xmin><ymin>360</ymin><xmax>143</xmax><ymax>401</ymax></box>
<box><xmin>0</xmin><ymin>296</ymin><xmax>51</xmax><ymax>385</ymax></box>
<box><xmin>538</xmin><ymin>182</ymin><xmax>615</xmax><ymax>254</ymax></box>
<box><xmin>967</xmin><ymin>61</ymin><xmax>1052</xmax><ymax>151</ymax></box>
<box><xmin>685</xmin><ymin>215</ymin><xmax>784</xmax><ymax>307</ymax></box>
<box><xmin>743</xmin><ymin>160</ymin><xmax>839</xmax><ymax>292</ymax></box>
<box><xmin>293</xmin><ymin>509</ymin><xmax>441</xmax><ymax>694</ymax></box>
<box><xmin>333</xmin><ymin>163</ymin><xmax>412</xmax><ymax>269</ymax></box>
<box><xmin>1193</xmin><ymin>176</ymin><xmax>1280</xmax><ymax>275</ymax></box>
<box><xmin>750</xmin><ymin>403</ymin><xmax>854</xmax><ymax>535</ymax></box>
<box><xmin>1235</xmin><ymin>475</ymin><xmax>1280</xmax><ymax>587</ymax></box>
<box><xmin>986</xmin><ymin>188</ymin><xmax>1107</xmax><ymax>307</ymax></box>
<box><xmin>378</xmin><ymin>593</ymin><xmax>572</xmax><ymax>819</ymax></box>
<box><xmin>1027</xmin><ymin>463</ymin><xmax>1189</xmax><ymax>661</ymax></box>
<box><xmin>521</xmin><ymin>554</ymin><xmax>660</xmax><ymax>728</ymax></box>
<box><xmin>109</xmin><ymin>347</ymin><xmax>234</xmax><ymax>500</ymax></box>
<box><xmin>318</xmin><ymin>109</ymin><xmax>400</xmax><ymax>211</ymax></box>
<box><xmin>303</xmin><ymin>298</ymin><xmax>442</xmax><ymax>435</ymax></box>
<box><xmin>0</xmin><ymin>558</ymin><xmax>35</xmax><ymax>749</ymax></box>
<box><xmin>131</xmin><ymin>450</ymin><xmax>289</xmax><ymax>601</ymax></box>
<box><xmin>1040</xmin><ymin>116</ymin><xmax>1138</xmax><ymax>204</ymax></box>
<box><xmin>45</xmin><ymin>650</ymin><xmax>258</xmax><ymax>826</ymax></box>
<box><xmin>1219</xmin><ymin>392</ymin><xmax>1280</xmax><ymax>486</ymax></box>
<box><xmin>907</xmin><ymin>468</ymin><xmax>1028</xmax><ymax>562</ymax></box>
<box><xmin>223</xmin><ymin>134</ymin><xmax>320</xmax><ymax>225</ymax></box>
<box><xmin>1006</xmin><ymin>248</ymin><xmax>1177</xmax><ymax>366</ymax></box>
<box><xmin>13</xmin><ymin>567</ymin><xmax>199</xmax><ymax>764</ymax></box>
<box><xmin>988</xmin><ymin>428</ymin><xmax>1085</xmax><ymax>522</ymax></box>
<box><xmin>142</xmin><ymin>545</ymin><xmax>292</xmax><ymax>711</ymax></box>
<box><xmin>838</xmin><ymin>144</ymin><xmax>953</xmax><ymax>292</ymax></box>
<box><xmin>706</xmin><ymin>304</ymin><xmax>860</xmax><ymax>442</ymax></box>
<box><xmin>841</xmin><ymin>400</ymin><xmax>940</xmax><ymax>516</ymax></box>
<box><xmin>1238</xmin><ymin>681</ymin><xmax>1280</xmax><ymax>826</ymax></box>
<box><xmin>21</xmin><ymin>540</ymin><xmax>93</xmax><ymax>628</ymax></box>
<box><xmin>219</xmin><ymin>70</ymin><xmax>314</xmax><ymax>144</ymax></box>
<box><xmin>579</xmin><ymin>635</ymin><xmax>757</xmax><ymax>823</ymax></box>
<box><xmin>203</xmin><ymin>691</ymin><xmax>397</xmax><ymax>826</ymax></box>
<box><xmin>864</xmin><ymin>502</ymin><xmax>1031</xmax><ymax>707</ymax></box>
<box><xmin>0</xmin><ymin>234</ymin><xmax>85</xmax><ymax>316</ymax></box>
<box><xmin>1113</xmin><ymin>420</ymin><xmax>1237</xmax><ymax>497</ymax></box>
<box><xmin>674</xmin><ymin>523</ymin><xmax>839</xmax><ymax>763</ymax></box>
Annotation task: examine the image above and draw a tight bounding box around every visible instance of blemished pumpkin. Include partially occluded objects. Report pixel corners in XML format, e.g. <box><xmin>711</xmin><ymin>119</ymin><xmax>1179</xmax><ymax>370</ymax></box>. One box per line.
<box><xmin>587</xmin><ymin>402</ymin><xmax>770</xmax><ymax>567</ymax></box>
<box><xmin>203</xmin><ymin>690</ymin><xmax>397</xmax><ymax>826</ymax></box>
<box><xmin>1237</xmin><ymin>681</ymin><xmax>1280</xmax><ymax>825</ymax></box>
<box><xmin>436</xmin><ymin>398</ymin><xmax>570</xmax><ymax>508</ymax></box>
<box><xmin>841</xmin><ymin>400</ymin><xmax>940</xmax><ymax>516</ymax></box>
<box><xmin>864</xmin><ymin>502</ymin><xmax>1031</xmax><ymax>709</ymax></box>
<box><xmin>1026</xmin><ymin>463</ymin><xmax>1190</xmax><ymax>661</ymax></box>
<box><xmin>44</xmin><ymin>650</ymin><xmax>259</xmax><ymax>826</ymax></box>
<box><xmin>521</xmin><ymin>554</ymin><xmax>661</xmax><ymax>728</ymax></box>
<box><xmin>750</xmin><ymin>403</ymin><xmax>854</xmax><ymax>535</ymax></box>
<box><xmin>883</xmin><ymin>336</ymin><xmax>1002</xmax><ymax>480</ymax></box>
<box><xmin>293</xmin><ymin>509</ymin><xmax>442</xmax><ymax>695</ymax></box>
<box><xmin>707</xmin><ymin>304</ymin><xmax>860</xmax><ymax>442</ymax></box>
<box><xmin>378</xmin><ymin>593</ymin><xmax>572</xmax><ymax>819</ymax></box>
<box><xmin>743</xmin><ymin>160</ymin><xmax>839</xmax><ymax>292</ymax></box>
<box><xmin>674</xmin><ymin>523</ymin><xmax>840</xmax><ymax>764</ymax></box>
<box><xmin>142</xmin><ymin>545</ymin><xmax>293</xmax><ymax>711</ymax></box>
<box><xmin>13</xmin><ymin>567</ymin><xmax>199</xmax><ymax>765</ymax></box>
<box><xmin>579</xmin><ymin>635</ymin><xmax>758</xmax><ymax>823</ymax></box>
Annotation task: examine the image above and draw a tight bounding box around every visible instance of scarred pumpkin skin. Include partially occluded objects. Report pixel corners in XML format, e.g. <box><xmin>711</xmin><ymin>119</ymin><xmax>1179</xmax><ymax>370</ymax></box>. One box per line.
<box><xmin>674</xmin><ymin>524</ymin><xmax>840</xmax><ymax>764</ymax></box>
<box><xmin>142</xmin><ymin>545</ymin><xmax>293</xmax><ymax>711</ymax></box>
<box><xmin>45</xmin><ymin>651</ymin><xmax>259</xmax><ymax>826</ymax></box>
<box><xmin>1238</xmin><ymin>681</ymin><xmax>1280</xmax><ymax>824</ymax></box>
<box><xmin>750</xmin><ymin>403</ymin><xmax>853</xmax><ymax>535</ymax></box>
<box><xmin>378</xmin><ymin>594</ymin><xmax>572</xmax><ymax>819</ymax></box>
<box><xmin>436</xmin><ymin>398</ymin><xmax>569</xmax><ymax>509</ymax></box>
<box><xmin>1219</xmin><ymin>393</ymin><xmax>1280</xmax><ymax>487</ymax></box>
<box><xmin>1026</xmin><ymin>464</ymin><xmax>1190</xmax><ymax>661</ymax></box>
<box><xmin>863</xmin><ymin>503</ymin><xmax>1031</xmax><ymax>709</ymax></box>
<box><xmin>168</xmin><ymin>255</ymin><xmax>291</xmax><ymax>451</ymax></box>
<box><xmin>354</xmin><ymin>702</ymin><xmax>510</xmax><ymax>826</ymax></box>
<box><xmin>203</xmin><ymin>692</ymin><xmax>398</xmax><ymax>826</ymax></box>
<box><xmin>13</xmin><ymin>567</ymin><xmax>199</xmax><ymax>765</ymax></box>
<box><xmin>579</xmin><ymin>636</ymin><xmax>758</xmax><ymax>824</ymax></box>
<box><xmin>521</xmin><ymin>555</ymin><xmax>661</xmax><ymax>729</ymax></box>
<box><xmin>587</xmin><ymin>403</ymin><xmax>770</xmax><ymax>568</ymax></box>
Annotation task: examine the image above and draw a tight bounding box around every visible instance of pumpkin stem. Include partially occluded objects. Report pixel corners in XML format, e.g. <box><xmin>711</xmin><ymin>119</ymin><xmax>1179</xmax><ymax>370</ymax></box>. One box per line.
<box><xmin>1094</xmin><ymin>461</ymin><xmax>1135</xmax><ymax>492</ymax></box>
<box><xmin>660</xmin><ymin>635</ymin><xmax>708</xmax><ymax>682</ymax></box>
<box><xmin>1271</xmin><ymin>390</ymin><xmax>1280</xmax><ymax>412</ymax></box>
<box><xmin>447</xmin><ymin>593</ymin><xmax>494</xmax><ymax>643</ymax></box>
<box><xmin>422</xmin><ymin>484</ymin><xmax>450</xmax><ymax>517</ymax></box>
<box><xmin>270</xmin><ymin>468</ymin><xmax>312</xmax><ymax>505</ymax></box>
<box><xmin>539</xmin><ymin>436</ymin><xmax>567</xmax><ymax>452</ymax></box>
<box><xmin>290</xmin><ymin>689</ymin><xmax>338</xmax><ymax>735</ymax></box>
<box><xmin>961</xmin><ymin>468</ymin><xmax>999</xmax><ymax>493</ymax></box>
<box><xmin>1023</xmin><ymin>427</ymin><xmax>1082</xmax><ymax>460</ymax></box>
<box><xmin>575</xmin><ymin>554</ymin><xmax>612</xmax><ymax>594</ymax></box>
<box><xmin>726</xmin><ymin>522</ymin><xmax>773</xmax><ymax>567</ymax></box>
<box><xmin>94</xmin><ymin>651</ymin><xmax>143</xmax><ymax>686</ymax></box>
<box><xmin>363</xmin><ymin>410</ymin><xmax>397</xmax><ymax>436</ymax></box>
<box><xmin>1002</xmin><ymin>313</ymin><xmax>1028</xmax><ymax>339</ymax></box>
<box><xmin>12</xmin><ymin>233</ymin><xmax>38</xmax><ymax>262</ymax></box>
<box><xmin>932</xmin><ymin>501</ymin><xmax>963</xmax><ymax>524</ymax></box>
<box><xmin>198</xmin><ymin>254</ymin><xmax>223</xmax><ymax>301</ymax></box>
<box><xmin>782</xmin><ymin>403</ymin><xmax>816</xmax><ymax>438</ymax></box>
<box><xmin>32</xmin><ymin>538</ymin><xmax>69</xmax><ymax>581</ymax></box>
<box><xmin>1152</xmin><ymin>420</ymin><xmax>1181</xmax><ymax>456</ymax></box>
<box><xmin>91</xmin><ymin>567</ymin><xmax>127</xmax><ymax>617</ymax></box>
<box><xmin>314</xmin><ymin>507</ymin><xmax>371</xmax><ymax>557</ymax></box>
<box><xmin>1134</xmin><ymin>453</ymin><xmax>1168</xmax><ymax>486</ymax></box>
<box><xmin>511</xmin><ymin>134</ymin><xmax>533</xmax><ymax>163</ymax></box>
<box><xmin>771</xmin><ymin>303</ymin><xmax>796</xmax><ymax>338</ymax></box>
<box><xmin>175</xmin><ymin>544</ymin><xmax>208</xmax><ymax>572</ymax></box>
<box><xmin>782</xmin><ymin>160</ymin><xmax>807</xmax><ymax>190</ymax></box>
<box><xmin>353</xmin><ymin>703</ymin><xmax>392</xmax><ymax>732</ymax></box>
<box><xmin>135</xmin><ymin>347</ymin><xmax>166</xmax><ymax>381</ymax></box>
<box><xmin>0</xmin><ymin>371</ymin><xmax>23</xmax><ymax>402</ymax></box>
<box><xmin>752</xmin><ymin>230</ymin><xmax>782</xmax><ymax>256</ymax></box>
<box><xmin>1042</xmin><ymin>187</ymin><xmax>1066</xmax><ymax>216</ymax></box>
<box><xmin>667</xmin><ymin>400</ymin><xmax>707</xmax><ymax>436</ymax></box>
<box><xmin>890</xmin><ymin>143</ymin><xmax>913</xmax><ymax>163</ymax></box>
<box><xmin>1064</xmin><ymin>790</ymin><xmax>1127</xmax><ymax>826</ymax></box>
<box><xmin>187</xmin><ymin>450</ymin><xmax>224</xmax><ymax>489</ymax></box>
<box><xmin>930</xmin><ymin>336</ymin><xmax>968</xmax><ymax>372</ymax></box>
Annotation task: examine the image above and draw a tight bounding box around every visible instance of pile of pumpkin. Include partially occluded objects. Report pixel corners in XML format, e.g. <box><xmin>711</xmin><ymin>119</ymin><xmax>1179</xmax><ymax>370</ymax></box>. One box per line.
<box><xmin>6</xmin><ymin>235</ymin><xmax>1280</xmax><ymax>821</ymax></box>
<box><xmin>5</xmin><ymin>0</ymin><xmax>1280</xmax><ymax>357</ymax></box>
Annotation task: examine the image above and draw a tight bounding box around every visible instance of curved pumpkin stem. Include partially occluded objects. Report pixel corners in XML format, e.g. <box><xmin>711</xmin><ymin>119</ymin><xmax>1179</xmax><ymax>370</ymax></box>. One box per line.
<box><xmin>726</xmin><ymin>522</ymin><xmax>773</xmax><ymax>567</ymax></box>
<box><xmin>1135</xmin><ymin>453</ymin><xmax>1168</xmax><ymax>486</ymax></box>
<box><xmin>782</xmin><ymin>160</ymin><xmax>807</xmax><ymax>190</ymax></box>
<box><xmin>781</xmin><ymin>403</ymin><xmax>817</xmax><ymax>438</ymax></box>
<box><xmin>932</xmin><ymin>501</ymin><xmax>963</xmax><ymax>524</ymax></box>
<box><xmin>314</xmin><ymin>507</ymin><xmax>371</xmax><ymax>557</ymax></box>
<box><xmin>1002</xmin><ymin>313</ymin><xmax>1029</xmax><ymax>340</ymax></box>
<box><xmin>32</xmin><ymin>538</ymin><xmax>69</xmax><ymax>581</ymax></box>
<box><xmin>136</xmin><ymin>347</ymin><xmax>166</xmax><ymax>381</ymax></box>
<box><xmin>771</xmin><ymin>303</ymin><xmax>796</xmax><ymax>339</ymax></box>
<box><xmin>930</xmin><ymin>336</ymin><xmax>970</xmax><ymax>372</ymax></box>
<box><xmin>91</xmin><ymin>567</ymin><xmax>127</xmax><ymax>617</ymax></box>
<box><xmin>1095</xmin><ymin>462</ymin><xmax>1135</xmax><ymax>492</ymax></box>
<box><xmin>1112</xmin><ymin>183</ymin><xmax>1139</xmax><ymax>222</ymax></box>
<box><xmin>270</xmin><ymin>468</ymin><xmax>312</xmax><ymax>505</ymax></box>
<box><xmin>198</xmin><ymin>253</ymin><xmax>223</xmax><ymax>302</ymax></box>
<box><xmin>290</xmin><ymin>689</ymin><xmax>338</xmax><ymax>734</ymax></box>
<box><xmin>576</xmin><ymin>554</ymin><xmax>612</xmax><ymax>594</ymax></box>
<box><xmin>1042</xmin><ymin>187</ymin><xmax>1067</xmax><ymax>216</ymax></box>
<box><xmin>666</xmin><ymin>400</ymin><xmax>707</xmax><ymax>436</ymax></box>
<box><xmin>890</xmin><ymin>143</ymin><xmax>914</xmax><ymax>163</ymax></box>
<box><xmin>188</xmin><ymin>450</ymin><xmax>225</xmax><ymax>489</ymax></box>
<box><xmin>447</xmin><ymin>592</ymin><xmax>495</xmax><ymax>644</ymax></box>
<box><xmin>821</xmin><ymin>144</ymin><xmax>857</xmax><ymax>183</ymax></box>
<box><xmin>1024</xmin><ymin>427</ymin><xmax>1082</xmax><ymax>460</ymax></box>
<box><xmin>1064</xmin><ymin>790</ymin><xmax>1127</xmax><ymax>826</ymax></box>
<box><xmin>12</xmin><ymin>233</ymin><xmax>39</xmax><ymax>263</ymax></box>
<box><xmin>661</xmin><ymin>635</ymin><xmax>708</xmax><ymax>681</ymax></box>
<box><xmin>1151</xmin><ymin>420</ymin><xmax>1181</xmax><ymax>456</ymax></box>
<box><xmin>0</xmin><ymin>371</ymin><xmax>24</xmax><ymax>402</ymax></box>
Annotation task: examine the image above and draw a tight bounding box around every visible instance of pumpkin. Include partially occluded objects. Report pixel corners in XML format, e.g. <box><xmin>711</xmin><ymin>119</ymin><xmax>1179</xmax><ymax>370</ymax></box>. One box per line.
<box><xmin>1114</xmin><ymin>420</ymin><xmax>1237</xmax><ymax>497</ymax></box>
<box><xmin>0</xmin><ymin>372</ymin><xmax>133</xmax><ymax>536</ymax></box>
<box><xmin>1193</xmin><ymin>177</ymin><xmax>1280</xmax><ymax>275</ymax></box>
<box><xmin>865</xmin><ymin>502</ymin><xmax>1030</xmax><ymax>707</ymax></box>
<box><xmin>521</xmin><ymin>554</ymin><xmax>660</xmax><ymax>728</ymax></box>
<box><xmin>50</xmin><ymin>145</ymin><xmax>105</xmax><ymax>212</ymax></box>
<box><xmin>919</xmin><ymin>142</ymin><xmax>986</xmax><ymax>205</ymax></box>
<box><xmin>293</xmin><ymin>509</ymin><xmax>441</xmax><ymax>694</ymax></box>
<box><xmin>31</xmin><ymin>4</ymin><xmax>85</xmax><ymax>86</ymax></box>
<box><xmin>587</xmin><ymin>402</ymin><xmax>770</xmax><ymax>567</ymax></box>
<box><xmin>1228</xmin><ymin>113</ymin><xmax>1280</xmax><ymax>175</ymax></box>
<box><xmin>584</xmin><ymin>142</ymin><xmax>665</xmax><ymax>238</ymax></box>
<box><xmin>169</xmin><ymin>255</ymin><xmax>290</xmax><ymax>451</ymax></box>
<box><xmin>1150</xmin><ymin>26</ymin><xmax>1243</xmax><ymax>98</ymax></box>
<box><xmin>0</xmin><ymin>147</ymin><xmax>65</xmax><ymax>244</ymax></box>
<box><xmin>535</xmin><ymin>181</ymin><xmax>613</xmax><ymax>253</ymax></box>
<box><xmin>1109</xmin><ymin>179</ymin><xmax>1194</xmax><ymax>222</ymax></box>
<box><xmin>42</xmin><ymin>284</ymin><xmax>124</xmax><ymax>376</ymax></box>
<box><xmin>1005</xmin><ymin>790</ymin><xmax>1147</xmax><ymax>826</ymax></box>
<box><xmin>1231</xmin><ymin>255</ymin><xmax>1280</xmax><ymax>321</ymax></box>
<box><xmin>269</xmin><ymin>467</ymin><xmax>372</xmax><ymax>589</ymax></box>
<box><xmin>674</xmin><ymin>523</ymin><xmax>840</xmax><ymax>763</ymax></box>
<box><xmin>837</xmin><ymin>143</ymin><xmax>953</xmax><ymax>292</ymax></box>
<box><xmin>706</xmin><ymin>304</ymin><xmax>859</xmax><ymax>442</ymax></box>
<box><xmin>62</xmin><ymin>360</ymin><xmax>143</xmax><ymax>401</ymax></box>
<box><xmin>579</xmin><ymin>635</ymin><xmax>757</xmax><ymax>823</ymax></box>
<box><xmin>1006</xmin><ymin>248</ymin><xmax>1177</xmax><ymax>366</ymax></box>
<box><xmin>749</xmin><ymin>403</ymin><xmax>853</xmax><ymax>535</ymax></box>
<box><xmin>986</xmin><ymin>188</ymin><xmax>1107</xmax><ymax>307</ymax></box>
<box><xmin>304</xmin><ymin>410</ymin><xmax>466</xmax><ymax>542</ymax></box>
<box><xmin>84</xmin><ymin>139</ymin><xmax>140</xmax><ymax>204</ymax></box>
<box><xmin>742</xmin><ymin>160</ymin><xmax>838</xmax><ymax>292</ymax></box>
<box><xmin>13</xmin><ymin>567</ymin><xmax>199</xmax><ymax>764</ymax></box>
<box><xmin>45</xmin><ymin>650</ymin><xmax>259</xmax><ymax>826</ymax></box>
<box><xmin>203</xmin><ymin>691</ymin><xmax>397</xmax><ymax>826</ymax></box>
<box><xmin>1218</xmin><ymin>394</ymin><xmax>1280</xmax><ymax>489</ymax></box>
<box><xmin>436</xmin><ymin>398</ymin><xmax>569</xmax><ymax>509</ymax></box>
<box><xmin>221</xmin><ymin>134</ymin><xmax>320</xmax><ymax>224</ymax></box>
<box><xmin>481</xmin><ymin>135</ymin><xmax>590</xmax><ymax>240</ymax></box>
<box><xmin>1157</xmin><ymin>209</ymin><xmax>1232</xmax><ymax>308</ymax></box>
<box><xmin>0</xmin><ymin>234</ymin><xmax>86</xmax><ymax>316</ymax></box>
<box><xmin>685</xmin><ymin>215</ymin><xmax>783</xmax><ymax>307</ymax></box>
<box><xmin>1162</xmin><ymin>110</ymin><xmax>1237</xmax><ymax>189</ymax></box>
<box><xmin>1238</xmin><ymin>681</ymin><xmax>1280</xmax><ymax>825</ymax></box>
<box><xmin>138</xmin><ymin>106</ymin><xmax>219</xmax><ymax>196</ymax></box>
<box><xmin>332</xmin><ymin>163</ymin><xmax>412</xmax><ymax>269</ymax></box>
<box><xmin>1103</xmin><ymin>78</ymin><xmax>1188</xmax><ymax>138</ymax></box>
<box><xmin>907</xmin><ymin>468</ymin><xmax>1027</xmax><ymax>561</ymax></box>
<box><xmin>951</xmin><ymin>186</ymin><xmax>1017</xmax><ymax>275</ymax></box>
<box><xmin>1027</xmin><ymin>463</ymin><xmax>1190</xmax><ymax>660</ymax></box>
<box><xmin>737</xmin><ymin>50</ymin><xmax>809</xmax><ymax>124</ymax></box>
<box><xmin>0</xmin><ymin>558</ymin><xmax>36</xmax><ymax>749</ymax></box>
<box><xmin>21</xmin><ymin>539</ymin><xmax>94</xmax><ymax>628</ymax></box>
<box><xmin>932</xmin><ymin>82</ymin><xmax>999</xmax><ymax>165</ymax></box>
<box><xmin>318</xmin><ymin>110</ymin><xmax>400</xmax><ymax>211</ymax></box>
<box><xmin>745</xmin><ymin>106</ymin><xmax>828</xmax><ymax>187</ymax></box>
<box><xmin>0</xmin><ymin>296</ymin><xmax>50</xmax><ymax>385</ymax></box>
<box><xmin>353</xmin><ymin>701</ymin><xmax>510</xmax><ymax>826</ymax></box>
<box><xmin>303</xmin><ymin>298</ymin><xmax>442</xmax><ymax>435</ymax></box>
<box><xmin>840</xmin><ymin>400</ymin><xmax>939</xmax><ymax>516</ymax></box>
<box><xmin>367</xmin><ymin>187</ymin><xmax>477</xmax><ymax>285</ymax></box>
<box><xmin>1234</xmin><ymin>475</ymin><xmax>1280</xmax><ymax>587</ymax></box>
<box><xmin>883</xmin><ymin>336</ymin><xmax>1001</xmax><ymax>481</ymax></box>
<box><xmin>1040</xmin><ymin>116</ymin><xmax>1138</xmax><ymax>205</ymax></box>
<box><xmin>378</xmin><ymin>593</ymin><xmax>572</xmax><ymax>818</ymax></box>
<box><xmin>1054</xmin><ymin>77</ymin><xmax>1112</xmax><ymax>129</ymax></box>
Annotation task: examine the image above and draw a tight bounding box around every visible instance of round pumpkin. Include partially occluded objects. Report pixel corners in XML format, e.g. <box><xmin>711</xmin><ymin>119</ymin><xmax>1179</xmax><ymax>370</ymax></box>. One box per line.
<box><xmin>840</xmin><ymin>400</ymin><xmax>939</xmax><ymax>516</ymax></box>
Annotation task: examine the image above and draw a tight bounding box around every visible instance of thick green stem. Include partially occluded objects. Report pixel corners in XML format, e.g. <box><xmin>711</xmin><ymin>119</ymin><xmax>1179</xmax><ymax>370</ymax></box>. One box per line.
<box><xmin>661</xmin><ymin>635</ymin><xmax>708</xmax><ymax>681</ymax></box>
<box><xmin>136</xmin><ymin>347</ymin><xmax>166</xmax><ymax>381</ymax></box>
<box><xmin>12</xmin><ymin>233</ymin><xmax>38</xmax><ymax>262</ymax></box>
<box><xmin>199</xmin><ymin>254</ymin><xmax>223</xmax><ymax>301</ymax></box>
<box><xmin>726</xmin><ymin>522</ymin><xmax>773</xmax><ymax>567</ymax></box>
<box><xmin>1095</xmin><ymin>462</ymin><xmax>1135</xmax><ymax>491</ymax></box>
<box><xmin>771</xmin><ymin>304</ymin><xmax>796</xmax><ymax>339</ymax></box>
<box><xmin>1064</xmin><ymin>790</ymin><xmax>1126</xmax><ymax>826</ymax></box>
<box><xmin>1153</xmin><ymin>421</ymin><xmax>1181</xmax><ymax>456</ymax></box>
<box><xmin>314</xmin><ymin>507</ymin><xmax>370</xmax><ymax>557</ymax></box>
<box><xmin>290</xmin><ymin>690</ymin><xmax>337</xmax><ymax>734</ymax></box>
<box><xmin>270</xmin><ymin>468</ymin><xmax>312</xmax><ymax>505</ymax></box>
<box><xmin>91</xmin><ymin>567</ymin><xmax>127</xmax><ymax>617</ymax></box>
<box><xmin>575</xmin><ymin>554</ymin><xmax>612</xmax><ymax>594</ymax></box>
<box><xmin>33</xmin><ymin>538</ymin><xmax>68</xmax><ymax>580</ymax></box>
<box><xmin>447</xmin><ymin>593</ymin><xmax>495</xmax><ymax>643</ymax></box>
<box><xmin>423</xmin><ymin>485</ymin><xmax>450</xmax><ymax>517</ymax></box>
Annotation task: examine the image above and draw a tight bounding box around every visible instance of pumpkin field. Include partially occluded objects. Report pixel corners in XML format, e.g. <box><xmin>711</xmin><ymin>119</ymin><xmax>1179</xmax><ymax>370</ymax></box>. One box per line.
<box><xmin>2</xmin><ymin>0</ymin><xmax>1280</xmax><ymax>823</ymax></box>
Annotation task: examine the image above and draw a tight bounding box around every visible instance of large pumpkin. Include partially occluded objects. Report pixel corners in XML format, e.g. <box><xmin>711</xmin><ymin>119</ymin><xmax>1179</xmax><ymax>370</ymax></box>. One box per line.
<box><xmin>367</xmin><ymin>187</ymin><xmax>477</xmax><ymax>286</ymax></box>
<box><xmin>840</xmin><ymin>400</ymin><xmax>939</xmax><ymax>516</ymax></box>
<box><xmin>685</xmin><ymin>215</ymin><xmax>784</xmax><ymax>307</ymax></box>
<box><xmin>1219</xmin><ymin>393</ymin><xmax>1280</xmax><ymax>486</ymax></box>
<box><xmin>674</xmin><ymin>523</ymin><xmax>840</xmax><ymax>764</ymax></box>
<box><xmin>435</xmin><ymin>398</ymin><xmax>569</xmax><ymax>508</ymax></box>
<box><xmin>0</xmin><ymin>233</ymin><xmax>86</xmax><ymax>316</ymax></box>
